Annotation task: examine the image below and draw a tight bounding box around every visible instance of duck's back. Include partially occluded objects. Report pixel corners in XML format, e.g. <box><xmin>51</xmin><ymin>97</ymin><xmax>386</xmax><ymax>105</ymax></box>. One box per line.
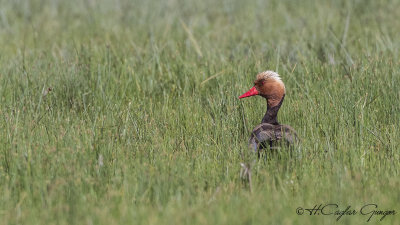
<box><xmin>249</xmin><ymin>123</ymin><xmax>298</xmax><ymax>152</ymax></box>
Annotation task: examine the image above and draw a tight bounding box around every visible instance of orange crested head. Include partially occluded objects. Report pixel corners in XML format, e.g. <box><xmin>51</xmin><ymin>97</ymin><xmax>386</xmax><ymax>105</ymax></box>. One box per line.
<box><xmin>239</xmin><ymin>71</ymin><xmax>286</xmax><ymax>108</ymax></box>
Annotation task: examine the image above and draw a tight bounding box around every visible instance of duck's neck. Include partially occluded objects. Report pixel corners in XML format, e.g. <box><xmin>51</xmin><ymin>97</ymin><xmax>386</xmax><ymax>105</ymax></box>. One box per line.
<box><xmin>261</xmin><ymin>94</ymin><xmax>285</xmax><ymax>125</ymax></box>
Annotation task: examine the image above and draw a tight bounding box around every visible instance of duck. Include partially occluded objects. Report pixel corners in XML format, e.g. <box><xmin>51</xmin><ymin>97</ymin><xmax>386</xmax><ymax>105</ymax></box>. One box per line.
<box><xmin>239</xmin><ymin>71</ymin><xmax>298</xmax><ymax>154</ymax></box>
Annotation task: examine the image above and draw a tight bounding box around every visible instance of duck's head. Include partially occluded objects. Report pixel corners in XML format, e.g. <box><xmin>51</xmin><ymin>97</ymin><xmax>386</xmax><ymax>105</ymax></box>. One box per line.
<box><xmin>239</xmin><ymin>71</ymin><xmax>286</xmax><ymax>108</ymax></box>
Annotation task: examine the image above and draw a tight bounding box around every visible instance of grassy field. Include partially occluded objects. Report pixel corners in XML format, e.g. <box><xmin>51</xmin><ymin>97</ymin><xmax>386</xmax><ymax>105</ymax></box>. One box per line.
<box><xmin>0</xmin><ymin>0</ymin><xmax>399</xmax><ymax>224</ymax></box>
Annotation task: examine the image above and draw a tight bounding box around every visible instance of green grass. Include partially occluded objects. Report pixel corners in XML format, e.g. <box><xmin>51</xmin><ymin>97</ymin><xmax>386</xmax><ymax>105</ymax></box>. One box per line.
<box><xmin>0</xmin><ymin>0</ymin><xmax>399</xmax><ymax>224</ymax></box>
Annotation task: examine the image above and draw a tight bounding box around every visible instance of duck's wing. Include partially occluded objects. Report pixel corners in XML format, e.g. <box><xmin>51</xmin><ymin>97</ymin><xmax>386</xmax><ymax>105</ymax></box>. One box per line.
<box><xmin>249</xmin><ymin>123</ymin><xmax>276</xmax><ymax>152</ymax></box>
<box><xmin>275</xmin><ymin>124</ymin><xmax>299</xmax><ymax>145</ymax></box>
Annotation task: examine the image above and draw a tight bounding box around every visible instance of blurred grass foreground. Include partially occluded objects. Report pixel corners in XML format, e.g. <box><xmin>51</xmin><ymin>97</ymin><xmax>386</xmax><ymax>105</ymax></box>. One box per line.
<box><xmin>0</xmin><ymin>0</ymin><xmax>399</xmax><ymax>224</ymax></box>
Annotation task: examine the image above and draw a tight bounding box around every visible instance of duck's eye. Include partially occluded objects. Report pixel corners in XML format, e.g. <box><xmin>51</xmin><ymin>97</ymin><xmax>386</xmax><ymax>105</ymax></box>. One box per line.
<box><xmin>255</xmin><ymin>80</ymin><xmax>264</xmax><ymax>86</ymax></box>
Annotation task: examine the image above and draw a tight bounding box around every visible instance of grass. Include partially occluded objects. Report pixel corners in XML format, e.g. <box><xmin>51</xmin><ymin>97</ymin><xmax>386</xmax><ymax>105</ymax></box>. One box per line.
<box><xmin>0</xmin><ymin>0</ymin><xmax>399</xmax><ymax>224</ymax></box>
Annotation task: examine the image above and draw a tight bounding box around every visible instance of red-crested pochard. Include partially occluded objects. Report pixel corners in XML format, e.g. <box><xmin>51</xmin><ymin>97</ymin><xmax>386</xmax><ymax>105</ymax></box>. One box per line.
<box><xmin>239</xmin><ymin>71</ymin><xmax>298</xmax><ymax>154</ymax></box>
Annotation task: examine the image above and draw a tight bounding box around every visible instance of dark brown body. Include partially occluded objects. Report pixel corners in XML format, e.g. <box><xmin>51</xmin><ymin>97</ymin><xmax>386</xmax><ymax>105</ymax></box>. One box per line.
<box><xmin>249</xmin><ymin>123</ymin><xmax>298</xmax><ymax>152</ymax></box>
